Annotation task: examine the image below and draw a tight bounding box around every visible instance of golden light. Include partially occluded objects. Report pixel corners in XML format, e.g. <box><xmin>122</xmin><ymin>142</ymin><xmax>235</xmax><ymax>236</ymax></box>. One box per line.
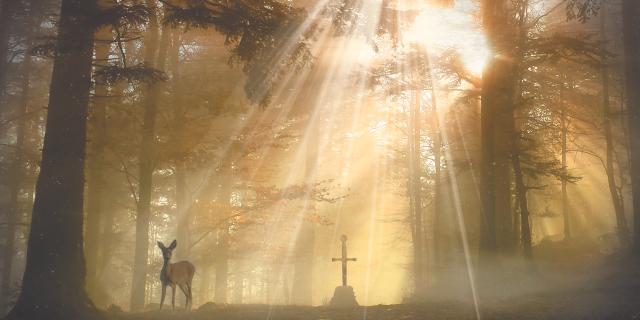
<box><xmin>404</xmin><ymin>5</ymin><xmax>490</xmax><ymax>76</ymax></box>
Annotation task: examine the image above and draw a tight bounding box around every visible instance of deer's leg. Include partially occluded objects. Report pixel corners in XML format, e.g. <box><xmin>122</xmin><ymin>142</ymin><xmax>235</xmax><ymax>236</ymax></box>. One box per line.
<box><xmin>187</xmin><ymin>282</ymin><xmax>193</xmax><ymax>310</ymax></box>
<box><xmin>171</xmin><ymin>284</ymin><xmax>176</xmax><ymax>311</ymax></box>
<box><xmin>178</xmin><ymin>283</ymin><xmax>189</xmax><ymax>310</ymax></box>
<box><xmin>160</xmin><ymin>284</ymin><xmax>167</xmax><ymax>310</ymax></box>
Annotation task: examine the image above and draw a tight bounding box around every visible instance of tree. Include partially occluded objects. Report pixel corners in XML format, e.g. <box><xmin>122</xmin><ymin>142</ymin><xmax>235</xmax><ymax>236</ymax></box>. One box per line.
<box><xmin>623</xmin><ymin>0</ymin><xmax>640</xmax><ymax>255</ymax></box>
<box><xmin>600</xmin><ymin>4</ymin><xmax>629</xmax><ymax>246</ymax></box>
<box><xmin>560</xmin><ymin>73</ymin><xmax>570</xmax><ymax>239</ymax></box>
<box><xmin>1</xmin><ymin>0</ymin><xmax>41</xmax><ymax>312</ymax></box>
<box><xmin>84</xmin><ymin>24</ymin><xmax>112</xmax><ymax>304</ymax></box>
<box><xmin>130</xmin><ymin>2</ymin><xmax>171</xmax><ymax>310</ymax></box>
<box><xmin>163</xmin><ymin>0</ymin><xmax>311</xmax><ymax>104</ymax></box>
<box><xmin>168</xmin><ymin>30</ymin><xmax>190</xmax><ymax>261</ymax></box>
<box><xmin>479</xmin><ymin>0</ymin><xmax>518</xmax><ymax>257</ymax></box>
<box><xmin>409</xmin><ymin>86</ymin><xmax>428</xmax><ymax>293</ymax></box>
<box><xmin>0</xmin><ymin>0</ymin><xmax>21</xmax><ymax>104</ymax></box>
<box><xmin>6</xmin><ymin>0</ymin><xmax>98</xmax><ymax>318</ymax></box>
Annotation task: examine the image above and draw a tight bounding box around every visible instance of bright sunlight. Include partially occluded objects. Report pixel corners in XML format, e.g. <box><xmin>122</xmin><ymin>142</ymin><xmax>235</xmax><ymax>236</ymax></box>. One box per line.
<box><xmin>2</xmin><ymin>0</ymin><xmax>639</xmax><ymax>319</ymax></box>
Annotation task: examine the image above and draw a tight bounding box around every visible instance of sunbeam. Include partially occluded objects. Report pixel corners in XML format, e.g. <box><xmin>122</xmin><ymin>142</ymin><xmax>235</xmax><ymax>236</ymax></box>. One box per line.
<box><xmin>3</xmin><ymin>0</ymin><xmax>639</xmax><ymax>318</ymax></box>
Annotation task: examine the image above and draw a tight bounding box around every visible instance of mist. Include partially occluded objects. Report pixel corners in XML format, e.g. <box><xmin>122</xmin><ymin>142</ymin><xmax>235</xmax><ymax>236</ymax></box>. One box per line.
<box><xmin>1</xmin><ymin>0</ymin><xmax>640</xmax><ymax>319</ymax></box>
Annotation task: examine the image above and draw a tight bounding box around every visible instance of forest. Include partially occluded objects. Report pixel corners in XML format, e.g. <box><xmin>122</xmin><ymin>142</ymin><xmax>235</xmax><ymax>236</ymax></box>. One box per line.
<box><xmin>1</xmin><ymin>0</ymin><xmax>640</xmax><ymax>319</ymax></box>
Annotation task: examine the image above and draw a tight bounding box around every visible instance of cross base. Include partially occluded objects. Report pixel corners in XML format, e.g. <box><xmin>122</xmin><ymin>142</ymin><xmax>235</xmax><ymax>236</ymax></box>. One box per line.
<box><xmin>329</xmin><ymin>285</ymin><xmax>359</xmax><ymax>308</ymax></box>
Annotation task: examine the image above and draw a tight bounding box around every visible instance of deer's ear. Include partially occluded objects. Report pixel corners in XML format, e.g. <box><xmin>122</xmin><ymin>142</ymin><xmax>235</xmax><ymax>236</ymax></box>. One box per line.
<box><xmin>157</xmin><ymin>241</ymin><xmax>165</xmax><ymax>249</ymax></box>
<box><xmin>169</xmin><ymin>239</ymin><xmax>177</xmax><ymax>249</ymax></box>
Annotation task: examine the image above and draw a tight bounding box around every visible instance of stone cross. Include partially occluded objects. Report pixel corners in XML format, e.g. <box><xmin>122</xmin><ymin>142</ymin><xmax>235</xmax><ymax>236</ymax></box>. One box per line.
<box><xmin>331</xmin><ymin>234</ymin><xmax>357</xmax><ymax>286</ymax></box>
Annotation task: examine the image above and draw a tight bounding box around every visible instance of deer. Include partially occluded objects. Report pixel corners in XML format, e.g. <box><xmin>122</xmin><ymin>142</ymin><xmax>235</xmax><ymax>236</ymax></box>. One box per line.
<box><xmin>157</xmin><ymin>240</ymin><xmax>196</xmax><ymax>310</ymax></box>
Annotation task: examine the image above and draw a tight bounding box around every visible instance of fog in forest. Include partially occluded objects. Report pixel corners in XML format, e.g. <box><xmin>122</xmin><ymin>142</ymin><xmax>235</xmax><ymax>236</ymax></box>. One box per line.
<box><xmin>2</xmin><ymin>0</ymin><xmax>640</xmax><ymax>319</ymax></box>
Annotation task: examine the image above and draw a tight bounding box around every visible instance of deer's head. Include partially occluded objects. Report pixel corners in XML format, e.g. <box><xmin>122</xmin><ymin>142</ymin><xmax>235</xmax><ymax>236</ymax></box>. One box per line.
<box><xmin>157</xmin><ymin>240</ymin><xmax>177</xmax><ymax>261</ymax></box>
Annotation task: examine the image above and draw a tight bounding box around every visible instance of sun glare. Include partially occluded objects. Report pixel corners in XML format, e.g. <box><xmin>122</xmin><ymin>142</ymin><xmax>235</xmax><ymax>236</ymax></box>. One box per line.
<box><xmin>405</xmin><ymin>5</ymin><xmax>490</xmax><ymax>76</ymax></box>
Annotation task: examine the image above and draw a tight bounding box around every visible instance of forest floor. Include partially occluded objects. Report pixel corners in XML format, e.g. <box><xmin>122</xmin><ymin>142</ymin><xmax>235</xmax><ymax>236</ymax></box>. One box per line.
<box><xmin>112</xmin><ymin>264</ymin><xmax>640</xmax><ymax>320</ymax></box>
<box><xmin>111</xmin><ymin>285</ymin><xmax>640</xmax><ymax>320</ymax></box>
<box><xmin>112</xmin><ymin>241</ymin><xmax>640</xmax><ymax>320</ymax></box>
<box><xmin>111</xmin><ymin>282</ymin><xmax>640</xmax><ymax>320</ymax></box>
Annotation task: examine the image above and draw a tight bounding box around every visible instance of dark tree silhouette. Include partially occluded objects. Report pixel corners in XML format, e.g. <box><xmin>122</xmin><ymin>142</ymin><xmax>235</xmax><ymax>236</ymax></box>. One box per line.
<box><xmin>6</xmin><ymin>0</ymin><xmax>98</xmax><ymax>318</ymax></box>
<box><xmin>0</xmin><ymin>0</ymin><xmax>20</xmax><ymax>101</ymax></box>
<box><xmin>479</xmin><ymin>0</ymin><xmax>518</xmax><ymax>257</ymax></box>
<box><xmin>623</xmin><ymin>0</ymin><xmax>640</xmax><ymax>255</ymax></box>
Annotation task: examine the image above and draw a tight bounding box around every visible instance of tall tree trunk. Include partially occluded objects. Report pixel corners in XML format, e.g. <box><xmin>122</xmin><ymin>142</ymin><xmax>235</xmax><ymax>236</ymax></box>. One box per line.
<box><xmin>85</xmin><ymin>25</ymin><xmax>111</xmax><ymax>304</ymax></box>
<box><xmin>433</xmin><ymin>105</ymin><xmax>442</xmax><ymax>262</ymax></box>
<box><xmin>512</xmin><ymin>194</ymin><xmax>520</xmax><ymax>245</ymax></box>
<box><xmin>427</xmin><ymin>51</ymin><xmax>443</xmax><ymax>272</ymax></box>
<box><xmin>409</xmin><ymin>88</ymin><xmax>425</xmax><ymax>295</ymax></box>
<box><xmin>1</xmin><ymin>30</ymin><xmax>32</xmax><ymax>315</ymax></box>
<box><xmin>233</xmin><ymin>270</ymin><xmax>244</xmax><ymax>304</ymax></box>
<box><xmin>0</xmin><ymin>0</ymin><xmax>19</xmax><ymax>103</ymax></box>
<box><xmin>7</xmin><ymin>0</ymin><xmax>97</xmax><ymax>318</ymax></box>
<box><xmin>130</xmin><ymin>5</ymin><xmax>170</xmax><ymax>310</ymax></box>
<box><xmin>508</xmin><ymin>0</ymin><xmax>529</xmax><ymax>258</ymax></box>
<box><xmin>97</xmin><ymin>192</ymin><xmax>115</xmax><ymax>277</ymax></box>
<box><xmin>509</xmin><ymin>97</ymin><xmax>531</xmax><ymax>259</ymax></box>
<box><xmin>175</xmin><ymin>162</ymin><xmax>188</xmax><ymax>254</ymax></box>
<box><xmin>199</xmin><ymin>264</ymin><xmax>211</xmax><ymax>303</ymax></box>
<box><xmin>511</xmin><ymin>150</ymin><xmax>531</xmax><ymax>259</ymax></box>
<box><xmin>601</xmin><ymin>8</ymin><xmax>630</xmax><ymax>246</ymax></box>
<box><xmin>560</xmin><ymin>74</ymin><xmax>570</xmax><ymax>240</ymax></box>
<box><xmin>98</xmin><ymin>37</ymin><xmax>134</xmax><ymax>281</ymax></box>
<box><xmin>97</xmin><ymin>114</ymin><xmax>122</xmax><ymax>282</ymax></box>
<box><xmin>214</xmin><ymin>228</ymin><xmax>229</xmax><ymax>303</ymax></box>
<box><xmin>214</xmin><ymin>166</ymin><xmax>233</xmax><ymax>304</ymax></box>
<box><xmin>480</xmin><ymin>0</ymin><xmax>516</xmax><ymax>256</ymax></box>
<box><xmin>623</xmin><ymin>0</ymin><xmax>640</xmax><ymax>258</ymax></box>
